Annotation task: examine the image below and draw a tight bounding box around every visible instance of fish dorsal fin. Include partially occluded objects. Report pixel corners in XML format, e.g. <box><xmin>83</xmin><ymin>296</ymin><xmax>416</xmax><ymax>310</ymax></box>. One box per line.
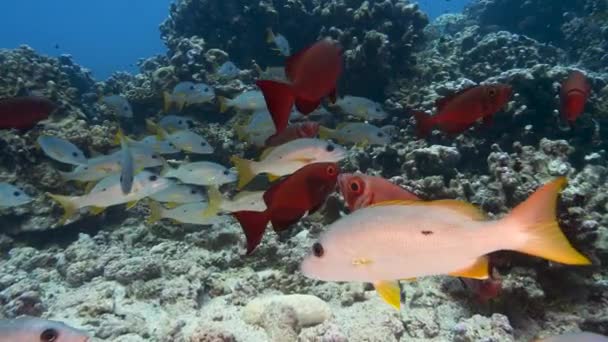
<box><xmin>126</xmin><ymin>200</ymin><xmax>139</xmax><ymax>209</ymax></box>
<box><xmin>448</xmin><ymin>256</ymin><xmax>489</xmax><ymax>280</ymax></box>
<box><xmin>369</xmin><ymin>199</ymin><xmax>486</xmax><ymax>220</ymax></box>
<box><xmin>260</xmin><ymin>146</ymin><xmax>276</xmax><ymax>160</ymax></box>
<box><xmin>373</xmin><ymin>280</ymin><xmax>401</xmax><ymax>310</ymax></box>
<box><xmin>435</xmin><ymin>86</ymin><xmax>477</xmax><ymax>111</ymax></box>
<box><xmin>285</xmin><ymin>45</ymin><xmax>312</xmax><ymax>82</ymax></box>
<box><xmin>89</xmin><ymin>206</ymin><xmax>106</xmax><ymax>215</ymax></box>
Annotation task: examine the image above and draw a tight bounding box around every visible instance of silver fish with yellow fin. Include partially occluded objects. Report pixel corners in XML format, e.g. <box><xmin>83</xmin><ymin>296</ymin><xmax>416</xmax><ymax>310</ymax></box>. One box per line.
<box><xmin>301</xmin><ymin>178</ymin><xmax>590</xmax><ymax>310</ymax></box>
<box><xmin>0</xmin><ymin>183</ymin><xmax>32</xmax><ymax>208</ymax></box>
<box><xmin>100</xmin><ymin>95</ymin><xmax>133</xmax><ymax>118</ymax></box>
<box><xmin>37</xmin><ymin>135</ymin><xmax>87</xmax><ymax>165</ymax></box>
<box><xmin>319</xmin><ymin>122</ymin><xmax>391</xmax><ymax>146</ymax></box>
<box><xmin>332</xmin><ymin>96</ymin><xmax>388</xmax><ymax>121</ymax></box>
<box><xmin>163</xmin><ymin>82</ymin><xmax>215</xmax><ymax>112</ymax></box>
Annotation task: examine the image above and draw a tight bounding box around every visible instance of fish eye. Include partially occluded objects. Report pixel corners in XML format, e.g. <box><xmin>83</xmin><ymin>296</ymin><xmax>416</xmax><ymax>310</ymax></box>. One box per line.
<box><xmin>189</xmin><ymin>85</ymin><xmax>195</xmax><ymax>90</ymax></box>
<box><xmin>178</xmin><ymin>120</ymin><xmax>183</xmax><ymax>124</ymax></box>
<box><xmin>123</xmin><ymin>106</ymin><xmax>129</xmax><ymax>111</ymax></box>
<box><xmin>13</xmin><ymin>191</ymin><xmax>21</xmax><ymax>197</ymax></box>
<box><xmin>204</xmin><ymin>87</ymin><xmax>209</xmax><ymax>92</ymax></box>
<box><xmin>349</xmin><ymin>180</ymin><xmax>362</xmax><ymax>193</ymax></box>
<box><xmin>312</xmin><ymin>242</ymin><xmax>324</xmax><ymax>257</ymax></box>
<box><xmin>488</xmin><ymin>87</ymin><xmax>498</xmax><ymax>98</ymax></box>
<box><xmin>325</xmin><ymin>144</ymin><xmax>335</xmax><ymax>152</ymax></box>
<box><xmin>326</xmin><ymin>165</ymin><xmax>336</xmax><ymax>176</ymax></box>
<box><xmin>149</xmin><ymin>175</ymin><xmax>158</xmax><ymax>182</ymax></box>
<box><xmin>40</xmin><ymin>328</ymin><xmax>58</xmax><ymax>342</ymax></box>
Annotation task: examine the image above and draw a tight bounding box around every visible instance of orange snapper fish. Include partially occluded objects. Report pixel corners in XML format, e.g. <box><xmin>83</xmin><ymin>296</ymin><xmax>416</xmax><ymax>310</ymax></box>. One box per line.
<box><xmin>301</xmin><ymin>177</ymin><xmax>590</xmax><ymax>309</ymax></box>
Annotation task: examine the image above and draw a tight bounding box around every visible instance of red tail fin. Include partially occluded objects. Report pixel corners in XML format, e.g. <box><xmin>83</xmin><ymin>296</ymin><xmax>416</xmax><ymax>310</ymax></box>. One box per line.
<box><xmin>232</xmin><ymin>210</ymin><xmax>270</xmax><ymax>255</ymax></box>
<box><xmin>295</xmin><ymin>98</ymin><xmax>321</xmax><ymax>114</ymax></box>
<box><xmin>412</xmin><ymin>110</ymin><xmax>434</xmax><ymax>138</ymax></box>
<box><xmin>256</xmin><ymin>80</ymin><xmax>295</xmax><ymax>134</ymax></box>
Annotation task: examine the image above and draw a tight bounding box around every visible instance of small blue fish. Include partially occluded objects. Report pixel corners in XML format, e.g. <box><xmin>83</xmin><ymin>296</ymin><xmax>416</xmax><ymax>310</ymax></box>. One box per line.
<box><xmin>37</xmin><ymin>135</ymin><xmax>87</xmax><ymax>165</ymax></box>
<box><xmin>0</xmin><ymin>183</ymin><xmax>32</xmax><ymax>208</ymax></box>
<box><xmin>266</xmin><ymin>28</ymin><xmax>291</xmax><ymax>56</ymax></box>
<box><xmin>159</xmin><ymin>115</ymin><xmax>194</xmax><ymax>132</ymax></box>
<box><xmin>101</xmin><ymin>95</ymin><xmax>133</xmax><ymax>118</ymax></box>
<box><xmin>217</xmin><ymin>61</ymin><xmax>240</xmax><ymax>78</ymax></box>
<box><xmin>163</xmin><ymin>82</ymin><xmax>215</xmax><ymax>112</ymax></box>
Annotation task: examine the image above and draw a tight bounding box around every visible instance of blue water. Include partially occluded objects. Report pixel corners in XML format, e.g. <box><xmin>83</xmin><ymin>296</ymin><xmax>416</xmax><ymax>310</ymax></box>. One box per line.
<box><xmin>0</xmin><ymin>0</ymin><xmax>468</xmax><ymax>80</ymax></box>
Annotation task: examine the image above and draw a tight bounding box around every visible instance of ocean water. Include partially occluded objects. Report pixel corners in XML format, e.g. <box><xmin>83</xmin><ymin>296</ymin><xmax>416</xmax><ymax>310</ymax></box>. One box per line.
<box><xmin>0</xmin><ymin>0</ymin><xmax>606</xmax><ymax>341</ymax></box>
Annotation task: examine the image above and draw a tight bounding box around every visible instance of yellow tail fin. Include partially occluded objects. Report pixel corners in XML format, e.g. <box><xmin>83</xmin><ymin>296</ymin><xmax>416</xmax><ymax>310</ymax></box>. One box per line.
<box><xmin>47</xmin><ymin>193</ymin><xmax>77</xmax><ymax>225</ymax></box>
<box><xmin>163</xmin><ymin>91</ymin><xmax>173</xmax><ymax>113</ymax></box>
<box><xmin>504</xmin><ymin>177</ymin><xmax>591</xmax><ymax>265</ymax></box>
<box><xmin>373</xmin><ymin>280</ymin><xmax>401</xmax><ymax>310</ymax></box>
<box><xmin>147</xmin><ymin>201</ymin><xmax>164</xmax><ymax>224</ymax></box>
<box><xmin>202</xmin><ymin>186</ymin><xmax>222</xmax><ymax>218</ymax></box>
<box><xmin>231</xmin><ymin>156</ymin><xmax>256</xmax><ymax>190</ymax></box>
<box><xmin>265</xmin><ymin>28</ymin><xmax>275</xmax><ymax>44</ymax></box>
<box><xmin>218</xmin><ymin>96</ymin><xmax>229</xmax><ymax>113</ymax></box>
<box><xmin>318</xmin><ymin>126</ymin><xmax>335</xmax><ymax>140</ymax></box>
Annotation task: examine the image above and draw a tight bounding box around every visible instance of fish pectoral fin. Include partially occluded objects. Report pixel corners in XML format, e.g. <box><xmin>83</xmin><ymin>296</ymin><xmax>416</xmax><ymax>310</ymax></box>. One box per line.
<box><xmin>373</xmin><ymin>280</ymin><xmax>402</xmax><ymax>310</ymax></box>
<box><xmin>126</xmin><ymin>200</ymin><xmax>139</xmax><ymax>209</ymax></box>
<box><xmin>89</xmin><ymin>206</ymin><xmax>106</xmax><ymax>215</ymax></box>
<box><xmin>293</xmin><ymin>157</ymin><xmax>316</xmax><ymax>163</ymax></box>
<box><xmin>84</xmin><ymin>182</ymin><xmax>96</xmax><ymax>194</ymax></box>
<box><xmin>165</xmin><ymin>202</ymin><xmax>179</xmax><ymax>209</ymax></box>
<box><xmin>400</xmin><ymin>277</ymin><xmax>417</xmax><ymax>282</ymax></box>
<box><xmin>448</xmin><ymin>256</ymin><xmax>490</xmax><ymax>280</ymax></box>
<box><xmin>267</xmin><ymin>173</ymin><xmax>281</xmax><ymax>182</ymax></box>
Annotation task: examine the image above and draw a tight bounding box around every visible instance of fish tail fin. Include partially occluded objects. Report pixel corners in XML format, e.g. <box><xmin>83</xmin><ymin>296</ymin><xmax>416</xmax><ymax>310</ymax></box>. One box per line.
<box><xmin>163</xmin><ymin>91</ymin><xmax>173</xmax><ymax>113</ymax></box>
<box><xmin>231</xmin><ymin>156</ymin><xmax>256</xmax><ymax>190</ymax></box>
<box><xmin>318</xmin><ymin>126</ymin><xmax>335</xmax><ymax>140</ymax></box>
<box><xmin>146</xmin><ymin>119</ymin><xmax>168</xmax><ymax>139</ymax></box>
<box><xmin>412</xmin><ymin>110</ymin><xmax>434</xmax><ymax>138</ymax></box>
<box><xmin>47</xmin><ymin>193</ymin><xmax>77</xmax><ymax>225</ymax></box>
<box><xmin>255</xmin><ymin>80</ymin><xmax>294</xmax><ymax>134</ymax></box>
<box><xmin>176</xmin><ymin>95</ymin><xmax>187</xmax><ymax>111</ymax></box>
<box><xmin>147</xmin><ymin>201</ymin><xmax>164</xmax><ymax>224</ymax></box>
<box><xmin>373</xmin><ymin>281</ymin><xmax>402</xmax><ymax>310</ymax></box>
<box><xmin>160</xmin><ymin>159</ymin><xmax>174</xmax><ymax>177</ymax></box>
<box><xmin>202</xmin><ymin>186</ymin><xmax>223</xmax><ymax>218</ymax></box>
<box><xmin>501</xmin><ymin>177</ymin><xmax>591</xmax><ymax>265</ymax></box>
<box><xmin>265</xmin><ymin>28</ymin><xmax>275</xmax><ymax>44</ymax></box>
<box><xmin>232</xmin><ymin>210</ymin><xmax>269</xmax><ymax>255</ymax></box>
<box><xmin>218</xmin><ymin>96</ymin><xmax>229</xmax><ymax>113</ymax></box>
<box><xmin>114</xmin><ymin>127</ymin><xmax>127</xmax><ymax>147</ymax></box>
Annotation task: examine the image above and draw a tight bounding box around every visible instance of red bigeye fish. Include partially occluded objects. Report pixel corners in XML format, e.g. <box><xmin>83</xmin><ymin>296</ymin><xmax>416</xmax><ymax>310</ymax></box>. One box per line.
<box><xmin>256</xmin><ymin>39</ymin><xmax>342</xmax><ymax>134</ymax></box>
<box><xmin>232</xmin><ymin>162</ymin><xmax>339</xmax><ymax>255</ymax></box>
<box><xmin>0</xmin><ymin>96</ymin><xmax>56</xmax><ymax>130</ymax></box>
<box><xmin>265</xmin><ymin>121</ymin><xmax>320</xmax><ymax>147</ymax></box>
<box><xmin>560</xmin><ymin>70</ymin><xmax>591</xmax><ymax>123</ymax></box>
<box><xmin>337</xmin><ymin>173</ymin><xmax>419</xmax><ymax>211</ymax></box>
<box><xmin>413</xmin><ymin>84</ymin><xmax>512</xmax><ymax>138</ymax></box>
<box><xmin>459</xmin><ymin>272</ymin><xmax>502</xmax><ymax>303</ymax></box>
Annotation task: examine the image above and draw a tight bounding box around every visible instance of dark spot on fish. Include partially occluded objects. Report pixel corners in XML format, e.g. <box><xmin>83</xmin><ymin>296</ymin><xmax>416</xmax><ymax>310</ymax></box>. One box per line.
<box><xmin>178</xmin><ymin>120</ymin><xmax>182</xmax><ymax>125</ymax></box>
<box><xmin>377</xmin><ymin>132</ymin><xmax>384</xmax><ymax>137</ymax></box>
<box><xmin>204</xmin><ymin>87</ymin><xmax>209</xmax><ymax>92</ymax></box>
<box><xmin>152</xmin><ymin>154</ymin><xmax>158</xmax><ymax>159</ymax></box>
<box><xmin>190</xmin><ymin>189</ymin><xmax>197</xmax><ymax>194</ymax></box>
<box><xmin>149</xmin><ymin>175</ymin><xmax>158</xmax><ymax>182</ymax></box>
<box><xmin>101</xmin><ymin>188</ymin><xmax>107</xmax><ymax>192</ymax></box>
<box><xmin>375</xmin><ymin>107</ymin><xmax>380</xmax><ymax>112</ymax></box>
<box><xmin>312</xmin><ymin>242</ymin><xmax>324</xmax><ymax>257</ymax></box>
<box><xmin>72</xmin><ymin>151</ymin><xmax>79</xmax><ymax>157</ymax></box>
<box><xmin>326</xmin><ymin>144</ymin><xmax>335</xmax><ymax>152</ymax></box>
<box><xmin>12</xmin><ymin>191</ymin><xmax>20</xmax><ymax>197</ymax></box>
<box><xmin>40</xmin><ymin>328</ymin><xmax>59</xmax><ymax>342</ymax></box>
<box><xmin>421</xmin><ymin>230</ymin><xmax>433</xmax><ymax>236</ymax></box>
<box><xmin>123</xmin><ymin>106</ymin><xmax>129</xmax><ymax>111</ymax></box>
<box><xmin>223</xmin><ymin>170</ymin><xmax>230</xmax><ymax>175</ymax></box>
<box><xmin>201</xmin><ymin>141</ymin><xmax>207</xmax><ymax>146</ymax></box>
<box><xmin>83</xmin><ymin>166</ymin><xmax>89</xmax><ymax>170</ymax></box>
<box><xmin>189</xmin><ymin>85</ymin><xmax>195</xmax><ymax>90</ymax></box>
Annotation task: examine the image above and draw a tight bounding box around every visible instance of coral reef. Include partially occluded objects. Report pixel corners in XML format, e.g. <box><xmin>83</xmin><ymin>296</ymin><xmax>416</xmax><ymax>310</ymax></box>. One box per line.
<box><xmin>1</xmin><ymin>0</ymin><xmax>608</xmax><ymax>341</ymax></box>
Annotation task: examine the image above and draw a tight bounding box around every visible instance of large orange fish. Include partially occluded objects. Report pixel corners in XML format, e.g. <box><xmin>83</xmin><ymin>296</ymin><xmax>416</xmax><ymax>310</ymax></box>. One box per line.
<box><xmin>560</xmin><ymin>70</ymin><xmax>591</xmax><ymax>123</ymax></box>
<box><xmin>0</xmin><ymin>96</ymin><xmax>56</xmax><ymax>130</ymax></box>
<box><xmin>413</xmin><ymin>84</ymin><xmax>512</xmax><ymax>137</ymax></box>
<box><xmin>233</xmin><ymin>162</ymin><xmax>339</xmax><ymax>254</ymax></box>
<box><xmin>256</xmin><ymin>39</ymin><xmax>342</xmax><ymax>134</ymax></box>
<box><xmin>337</xmin><ymin>173</ymin><xmax>419</xmax><ymax>211</ymax></box>
<box><xmin>265</xmin><ymin>121</ymin><xmax>320</xmax><ymax>147</ymax></box>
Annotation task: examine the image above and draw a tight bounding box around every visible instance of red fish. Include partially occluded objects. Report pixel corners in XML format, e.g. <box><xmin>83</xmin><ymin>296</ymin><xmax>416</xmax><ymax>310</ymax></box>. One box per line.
<box><xmin>0</xmin><ymin>96</ymin><xmax>56</xmax><ymax>130</ymax></box>
<box><xmin>460</xmin><ymin>272</ymin><xmax>502</xmax><ymax>303</ymax></box>
<box><xmin>265</xmin><ymin>121</ymin><xmax>320</xmax><ymax>147</ymax></box>
<box><xmin>232</xmin><ymin>162</ymin><xmax>339</xmax><ymax>255</ymax></box>
<box><xmin>256</xmin><ymin>39</ymin><xmax>342</xmax><ymax>134</ymax></box>
<box><xmin>560</xmin><ymin>70</ymin><xmax>591</xmax><ymax>123</ymax></box>
<box><xmin>413</xmin><ymin>84</ymin><xmax>512</xmax><ymax>137</ymax></box>
<box><xmin>337</xmin><ymin>173</ymin><xmax>419</xmax><ymax>211</ymax></box>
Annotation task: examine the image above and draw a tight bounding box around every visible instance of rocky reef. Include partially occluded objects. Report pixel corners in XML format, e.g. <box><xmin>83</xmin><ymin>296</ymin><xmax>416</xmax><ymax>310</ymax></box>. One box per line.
<box><xmin>1</xmin><ymin>0</ymin><xmax>608</xmax><ymax>341</ymax></box>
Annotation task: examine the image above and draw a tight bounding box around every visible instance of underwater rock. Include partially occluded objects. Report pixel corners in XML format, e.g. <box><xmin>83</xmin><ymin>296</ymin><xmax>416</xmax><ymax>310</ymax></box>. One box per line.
<box><xmin>242</xmin><ymin>294</ymin><xmax>331</xmax><ymax>328</ymax></box>
<box><xmin>103</xmin><ymin>256</ymin><xmax>163</xmax><ymax>285</ymax></box>
<box><xmin>452</xmin><ymin>313</ymin><xmax>515</xmax><ymax>342</ymax></box>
